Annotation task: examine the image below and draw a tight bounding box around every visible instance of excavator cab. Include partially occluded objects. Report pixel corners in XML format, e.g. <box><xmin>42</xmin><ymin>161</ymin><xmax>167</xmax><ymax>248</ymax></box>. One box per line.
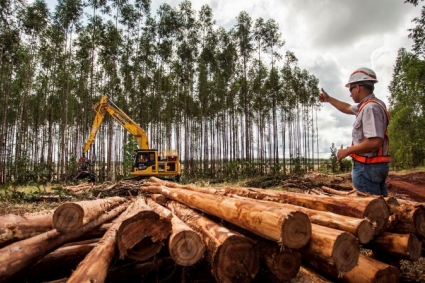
<box><xmin>132</xmin><ymin>149</ymin><xmax>181</xmax><ymax>181</ymax></box>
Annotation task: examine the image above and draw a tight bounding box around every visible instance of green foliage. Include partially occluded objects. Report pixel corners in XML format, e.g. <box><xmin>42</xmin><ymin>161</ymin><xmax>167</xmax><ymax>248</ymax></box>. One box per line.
<box><xmin>123</xmin><ymin>139</ymin><xmax>139</xmax><ymax>177</ymax></box>
<box><xmin>329</xmin><ymin>143</ymin><xmax>338</xmax><ymax>173</ymax></box>
<box><xmin>388</xmin><ymin>49</ymin><xmax>425</xmax><ymax>169</ymax></box>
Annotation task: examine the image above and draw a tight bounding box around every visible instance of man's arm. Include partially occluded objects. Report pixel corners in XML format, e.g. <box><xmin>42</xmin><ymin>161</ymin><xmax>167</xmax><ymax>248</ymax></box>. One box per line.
<box><xmin>337</xmin><ymin>137</ymin><xmax>383</xmax><ymax>162</ymax></box>
<box><xmin>319</xmin><ymin>88</ymin><xmax>353</xmax><ymax>115</ymax></box>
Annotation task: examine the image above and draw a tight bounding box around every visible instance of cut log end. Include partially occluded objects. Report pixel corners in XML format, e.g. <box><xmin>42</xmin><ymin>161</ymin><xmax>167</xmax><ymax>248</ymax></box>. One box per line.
<box><xmin>408</xmin><ymin>234</ymin><xmax>422</xmax><ymax>262</ymax></box>
<box><xmin>265</xmin><ymin>249</ymin><xmax>301</xmax><ymax>281</ymax></box>
<box><xmin>281</xmin><ymin>211</ymin><xmax>311</xmax><ymax>249</ymax></box>
<box><xmin>168</xmin><ymin>230</ymin><xmax>205</xmax><ymax>266</ymax></box>
<box><xmin>53</xmin><ymin>204</ymin><xmax>84</xmax><ymax>233</ymax></box>
<box><xmin>331</xmin><ymin>232</ymin><xmax>359</xmax><ymax>272</ymax></box>
<box><xmin>364</xmin><ymin>198</ymin><xmax>390</xmax><ymax>235</ymax></box>
<box><xmin>414</xmin><ymin>208</ymin><xmax>425</xmax><ymax>238</ymax></box>
<box><xmin>356</xmin><ymin>219</ymin><xmax>375</xmax><ymax>244</ymax></box>
<box><xmin>214</xmin><ymin>235</ymin><xmax>260</xmax><ymax>283</ymax></box>
<box><xmin>126</xmin><ymin>238</ymin><xmax>163</xmax><ymax>261</ymax></box>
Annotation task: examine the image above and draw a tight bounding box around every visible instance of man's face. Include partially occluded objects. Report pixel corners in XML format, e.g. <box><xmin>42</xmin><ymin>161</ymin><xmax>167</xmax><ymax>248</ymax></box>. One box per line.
<box><xmin>349</xmin><ymin>84</ymin><xmax>361</xmax><ymax>103</ymax></box>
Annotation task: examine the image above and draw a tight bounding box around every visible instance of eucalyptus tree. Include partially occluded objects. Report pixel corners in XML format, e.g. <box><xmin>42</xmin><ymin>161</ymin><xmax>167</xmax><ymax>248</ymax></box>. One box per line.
<box><xmin>0</xmin><ymin>0</ymin><xmax>23</xmax><ymax>182</ymax></box>
<box><xmin>98</xmin><ymin>20</ymin><xmax>123</xmax><ymax>178</ymax></box>
<box><xmin>85</xmin><ymin>0</ymin><xmax>109</xmax><ymax>98</ymax></box>
<box><xmin>252</xmin><ymin>18</ymin><xmax>268</xmax><ymax>169</ymax></box>
<box><xmin>249</xmin><ymin>59</ymin><xmax>269</xmax><ymax>173</ymax></box>
<box><xmin>279</xmin><ymin>51</ymin><xmax>298</xmax><ymax>174</ymax></box>
<box><xmin>233</xmin><ymin>11</ymin><xmax>254</xmax><ymax>163</ymax></box>
<box><xmin>388</xmin><ymin>48</ymin><xmax>425</xmax><ymax>168</ymax></box>
<box><xmin>19</xmin><ymin>0</ymin><xmax>50</xmax><ymax>177</ymax></box>
<box><xmin>197</xmin><ymin>4</ymin><xmax>217</xmax><ymax>176</ymax></box>
<box><xmin>53</xmin><ymin>0</ymin><xmax>84</xmax><ymax>180</ymax></box>
<box><xmin>263</xmin><ymin>19</ymin><xmax>284</xmax><ymax>167</ymax></box>
<box><xmin>174</xmin><ymin>0</ymin><xmax>200</xmax><ymax>174</ymax></box>
<box><xmin>214</xmin><ymin>27</ymin><xmax>238</xmax><ymax>176</ymax></box>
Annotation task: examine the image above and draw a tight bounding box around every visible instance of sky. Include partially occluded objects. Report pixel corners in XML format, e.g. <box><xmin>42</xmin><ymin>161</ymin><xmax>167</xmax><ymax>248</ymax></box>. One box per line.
<box><xmin>43</xmin><ymin>0</ymin><xmax>422</xmax><ymax>158</ymax></box>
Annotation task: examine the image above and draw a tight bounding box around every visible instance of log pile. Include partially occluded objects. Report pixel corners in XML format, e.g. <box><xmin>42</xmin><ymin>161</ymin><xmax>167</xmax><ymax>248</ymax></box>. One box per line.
<box><xmin>0</xmin><ymin>178</ymin><xmax>423</xmax><ymax>283</ymax></box>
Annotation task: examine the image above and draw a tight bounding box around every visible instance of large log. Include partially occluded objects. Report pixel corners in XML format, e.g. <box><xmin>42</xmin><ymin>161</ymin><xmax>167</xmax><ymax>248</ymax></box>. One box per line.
<box><xmin>166</xmin><ymin>200</ymin><xmax>260</xmax><ymax>283</ymax></box>
<box><xmin>12</xmin><ymin>240</ymin><xmax>98</xmax><ymax>282</ymax></box>
<box><xmin>301</xmin><ymin>224</ymin><xmax>360</xmax><ymax>273</ymax></box>
<box><xmin>53</xmin><ymin>196</ymin><xmax>127</xmax><ymax>233</ymax></box>
<box><xmin>68</xmin><ymin>198</ymin><xmax>158</xmax><ymax>282</ymax></box>
<box><xmin>141</xmin><ymin>185</ymin><xmax>311</xmax><ymax>249</ymax></box>
<box><xmin>116</xmin><ymin>197</ymin><xmax>172</xmax><ymax>261</ymax></box>
<box><xmin>148</xmin><ymin>177</ymin><xmax>389</xmax><ymax>235</ymax></box>
<box><xmin>0</xmin><ymin>210</ymin><xmax>54</xmax><ymax>247</ymax></box>
<box><xmin>146</xmin><ymin>198</ymin><xmax>205</xmax><ymax>266</ymax></box>
<box><xmin>257</xmin><ymin>239</ymin><xmax>301</xmax><ymax>281</ymax></box>
<box><xmin>369</xmin><ymin>232</ymin><xmax>422</xmax><ymax>261</ymax></box>
<box><xmin>305</xmin><ymin>253</ymin><xmax>400</xmax><ymax>283</ymax></box>
<box><xmin>230</xmin><ymin>194</ymin><xmax>374</xmax><ymax>244</ymax></box>
<box><xmin>386</xmin><ymin>199</ymin><xmax>425</xmax><ymax>238</ymax></box>
<box><xmin>0</xmin><ymin>203</ymin><xmax>129</xmax><ymax>282</ymax></box>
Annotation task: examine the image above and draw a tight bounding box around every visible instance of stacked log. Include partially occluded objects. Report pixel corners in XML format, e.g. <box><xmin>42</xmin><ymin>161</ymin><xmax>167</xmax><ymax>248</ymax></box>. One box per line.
<box><xmin>0</xmin><ymin>210</ymin><xmax>54</xmax><ymax>247</ymax></box>
<box><xmin>0</xmin><ymin>178</ymin><xmax>423</xmax><ymax>283</ymax></box>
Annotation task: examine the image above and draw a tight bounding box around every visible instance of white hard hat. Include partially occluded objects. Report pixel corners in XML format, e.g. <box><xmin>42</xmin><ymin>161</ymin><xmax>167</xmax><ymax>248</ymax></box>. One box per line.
<box><xmin>345</xmin><ymin>67</ymin><xmax>378</xmax><ymax>87</ymax></box>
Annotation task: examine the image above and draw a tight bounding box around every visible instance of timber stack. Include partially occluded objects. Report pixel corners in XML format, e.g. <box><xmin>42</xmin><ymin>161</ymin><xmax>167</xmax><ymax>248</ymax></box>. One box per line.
<box><xmin>0</xmin><ymin>178</ymin><xmax>423</xmax><ymax>283</ymax></box>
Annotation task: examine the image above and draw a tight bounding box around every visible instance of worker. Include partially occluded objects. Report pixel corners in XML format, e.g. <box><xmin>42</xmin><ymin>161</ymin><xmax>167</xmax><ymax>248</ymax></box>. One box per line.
<box><xmin>318</xmin><ymin>67</ymin><xmax>390</xmax><ymax>196</ymax></box>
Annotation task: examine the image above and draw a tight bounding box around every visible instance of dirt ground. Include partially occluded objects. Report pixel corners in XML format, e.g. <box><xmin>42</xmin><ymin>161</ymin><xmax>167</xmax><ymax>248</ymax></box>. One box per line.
<box><xmin>387</xmin><ymin>170</ymin><xmax>425</xmax><ymax>202</ymax></box>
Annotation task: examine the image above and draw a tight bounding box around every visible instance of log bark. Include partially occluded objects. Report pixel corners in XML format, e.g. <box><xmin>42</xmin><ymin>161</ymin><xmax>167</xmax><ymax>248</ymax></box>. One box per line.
<box><xmin>141</xmin><ymin>185</ymin><xmax>311</xmax><ymax>249</ymax></box>
<box><xmin>148</xmin><ymin>177</ymin><xmax>389</xmax><ymax>235</ymax></box>
<box><xmin>297</xmin><ymin>266</ymin><xmax>332</xmax><ymax>283</ymax></box>
<box><xmin>116</xmin><ymin>197</ymin><xmax>172</xmax><ymax>261</ymax></box>
<box><xmin>369</xmin><ymin>232</ymin><xmax>422</xmax><ymax>261</ymax></box>
<box><xmin>146</xmin><ymin>198</ymin><xmax>205</xmax><ymax>266</ymax></box>
<box><xmin>257</xmin><ymin>239</ymin><xmax>301</xmax><ymax>281</ymax></box>
<box><xmin>0</xmin><ymin>203</ymin><xmax>129</xmax><ymax>282</ymax></box>
<box><xmin>166</xmin><ymin>200</ymin><xmax>260</xmax><ymax>283</ymax></box>
<box><xmin>230</xmin><ymin>194</ymin><xmax>374</xmax><ymax>244</ymax></box>
<box><xmin>301</xmin><ymin>224</ymin><xmax>360</xmax><ymax>273</ymax></box>
<box><xmin>305</xmin><ymin>253</ymin><xmax>400</xmax><ymax>283</ymax></box>
<box><xmin>53</xmin><ymin>197</ymin><xmax>127</xmax><ymax>233</ymax></box>
<box><xmin>0</xmin><ymin>210</ymin><xmax>53</xmax><ymax>247</ymax></box>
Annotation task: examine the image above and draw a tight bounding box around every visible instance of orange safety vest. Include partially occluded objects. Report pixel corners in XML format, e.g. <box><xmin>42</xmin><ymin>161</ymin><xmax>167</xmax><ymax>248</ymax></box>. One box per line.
<box><xmin>349</xmin><ymin>99</ymin><xmax>391</xmax><ymax>164</ymax></box>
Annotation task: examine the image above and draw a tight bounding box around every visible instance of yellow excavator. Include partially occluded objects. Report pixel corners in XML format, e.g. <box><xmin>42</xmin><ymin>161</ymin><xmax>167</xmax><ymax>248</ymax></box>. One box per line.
<box><xmin>82</xmin><ymin>96</ymin><xmax>181</xmax><ymax>181</ymax></box>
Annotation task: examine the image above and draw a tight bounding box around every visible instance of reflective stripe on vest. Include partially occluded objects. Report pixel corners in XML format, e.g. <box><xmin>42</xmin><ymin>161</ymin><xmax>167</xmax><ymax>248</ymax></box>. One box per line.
<box><xmin>349</xmin><ymin>99</ymin><xmax>391</xmax><ymax>164</ymax></box>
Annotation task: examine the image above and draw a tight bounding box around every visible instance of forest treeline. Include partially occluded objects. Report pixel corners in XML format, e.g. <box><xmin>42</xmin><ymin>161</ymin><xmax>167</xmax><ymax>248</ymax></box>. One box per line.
<box><xmin>0</xmin><ymin>0</ymin><xmax>424</xmax><ymax>184</ymax></box>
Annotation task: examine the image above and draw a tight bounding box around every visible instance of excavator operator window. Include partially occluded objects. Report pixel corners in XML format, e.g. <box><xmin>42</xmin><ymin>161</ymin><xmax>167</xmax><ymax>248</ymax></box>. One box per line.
<box><xmin>138</xmin><ymin>153</ymin><xmax>149</xmax><ymax>163</ymax></box>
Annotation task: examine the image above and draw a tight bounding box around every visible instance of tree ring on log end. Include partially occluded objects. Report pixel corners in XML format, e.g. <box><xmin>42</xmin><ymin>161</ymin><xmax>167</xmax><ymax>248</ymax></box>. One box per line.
<box><xmin>269</xmin><ymin>250</ymin><xmax>301</xmax><ymax>281</ymax></box>
<box><xmin>363</xmin><ymin>198</ymin><xmax>389</xmax><ymax>235</ymax></box>
<box><xmin>356</xmin><ymin>219</ymin><xmax>374</xmax><ymax>244</ymax></box>
<box><xmin>331</xmin><ymin>232</ymin><xmax>359</xmax><ymax>272</ymax></box>
<box><xmin>281</xmin><ymin>211</ymin><xmax>311</xmax><ymax>249</ymax></box>
<box><xmin>53</xmin><ymin>204</ymin><xmax>84</xmax><ymax>232</ymax></box>
<box><xmin>169</xmin><ymin>230</ymin><xmax>205</xmax><ymax>266</ymax></box>
<box><xmin>214</xmin><ymin>235</ymin><xmax>259</xmax><ymax>283</ymax></box>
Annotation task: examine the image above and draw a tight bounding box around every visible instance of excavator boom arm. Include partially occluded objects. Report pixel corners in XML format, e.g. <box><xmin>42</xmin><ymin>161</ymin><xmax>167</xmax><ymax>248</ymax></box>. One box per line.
<box><xmin>83</xmin><ymin>96</ymin><xmax>149</xmax><ymax>152</ymax></box>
